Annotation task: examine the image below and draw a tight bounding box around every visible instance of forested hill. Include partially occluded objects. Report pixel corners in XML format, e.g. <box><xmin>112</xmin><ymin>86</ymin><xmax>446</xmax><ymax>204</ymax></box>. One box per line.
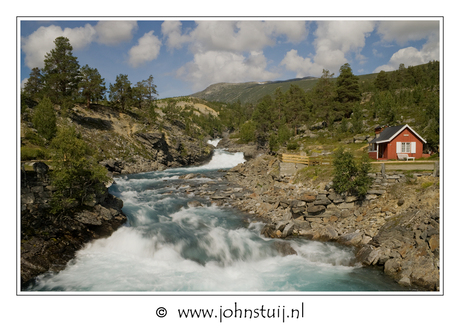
<box><xmin>190</xmin><ymin>77</ymin><xmax>319</xmax><ymax>104</ymax></box>
<box><xmin>190</xmin><ymin>63</ymin><xmax>435</xmax><ymax>105</ymax></box>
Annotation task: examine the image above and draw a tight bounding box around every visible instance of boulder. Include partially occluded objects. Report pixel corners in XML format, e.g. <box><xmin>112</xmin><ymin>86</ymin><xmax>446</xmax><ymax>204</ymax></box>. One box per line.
<box><xmin>300</xmin><ymin>193</ymin><xmax>317</xmax><ymax>203</ymax></box>
<box><xmin>187</xmin><ymin>200</ymin><xmax>203</xmax><ymax>208</ymax></box>
<box><xmin>337</xmin><ymin>231</ymin><xmax>363</xmax><ymax>246</ymax></box>
<box><xmin>310</xmin><ymin>121</ymin><xmax>327</xmax><ymax>130</ymax></box>
<box><xmin>328</xmin><ymin>191</ymin><xmax>344</xmax><ymax>204</ymax></box>
<box><xmin>273</xmin><ymin>241</ymin><xmax>297</xmax><ymax>256</ymax></box>
<box><xmin>33</xmin><ymin>162</ymin><xmax>49</xmax><ymax>177</ymax></box>
<box><xmin>282</xmin><ymin>222</ymin><xmax>295</xmax><ymax>238</ymax></box>
<box><xmin>75</xmin><ymin>210</ymin><xmax>102</xmax><ymax>225</ymax></box>
<box><xmin>306</xmin><ymin>205</ymin><xmax>326</xmax><ymax>215</ymax></box>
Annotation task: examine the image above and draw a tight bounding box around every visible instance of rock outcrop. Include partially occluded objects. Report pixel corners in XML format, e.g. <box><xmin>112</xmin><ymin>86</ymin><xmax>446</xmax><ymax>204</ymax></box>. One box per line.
<box><xmin>99</xmin><ymin>131</ymin><xmax>214</xmax><ymax>175</ymax></box>
<box><xmin>20</xmin><ymin>165</ymin><xmax>127</xmax><ymax>288</ymax></box>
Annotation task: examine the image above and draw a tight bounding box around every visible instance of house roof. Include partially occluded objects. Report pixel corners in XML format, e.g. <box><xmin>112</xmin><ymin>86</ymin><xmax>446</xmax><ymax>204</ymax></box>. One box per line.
<box><xmin>369</xmin><ymin>124</ymin><xmax>427</xmax><ymax>144</ymax></box>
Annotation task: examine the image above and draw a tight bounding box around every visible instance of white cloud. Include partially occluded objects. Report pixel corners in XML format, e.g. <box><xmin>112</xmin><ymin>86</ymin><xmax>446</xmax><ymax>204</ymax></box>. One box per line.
<box><xmin>21</xmin><ymin>24</ymin><xmax>96</xmax><ymax>69</ymax></box>
<box><xmin>265</xmin><ymin>21</ymin><xmax>309</xmax><ymax>43</ymax></box>
<box><xmin>128</xmin><ymin>31</ymin><xmax>162</xmax><ymax>68</ymax></box>
<box><xmin>169</xmin><ymin>20</ymin><xmax>308</xmax><ymax>53</ymax></box>
<box><xmin>281</xmin><ymin>21</ymin><xmax>375</xmax><ymax>78</ymax></box>
<box><xmin>374</xmin><ymin>21</ymin><xmax>440</xmax><ymax>72</ymax></box>
<box><xmin>374</xmin><ymin>46</ymin><xmax>437</xmax><ymax>72</ymax></box>
<box><xmin>280</xmin><ymin>49</ymin><xmax>322</xmax><ymax>78</ymax></box>
<box><xmin>163</xmin><ymin>20</ymin><xmax>307</xmax><ymax>89</ymax></box>
<box><xmin>161</xmin><ymin>21</ymin><xmax>190</xmax><ymax>50</ymax></box>
<box><xmin>177</xmin><ymin>50</ymin><xmax>279</xmax><ymax>91</ymax></box>
<box><xmin>94</xmin><ymin>21</ymin><xmax>138</xmax><ymax>45</ymax></box>
<box><xmin>377</xmin><ymin>21</ymin><xmax>439</xmax><ymax>45</ymax></box>
<box><xmin>313</xmin><ymin>21</ymin><xmax>375</xmax><ymax>71</ymax></box>
<box><xmin>21</xmin><ymin>78</ymin><xmax>28</xmax><ymax>89</ymax></box>
<box><xmin>22</xmin><ymin>21</ymin><xmax>138</xmax><ymax>70</ymax></box>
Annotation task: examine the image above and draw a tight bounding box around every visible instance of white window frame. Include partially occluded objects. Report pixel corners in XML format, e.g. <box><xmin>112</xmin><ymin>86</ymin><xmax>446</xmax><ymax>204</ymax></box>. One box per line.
<box><xmin>397</xmin><ymin>141</ymin><xmax>415</xmax><ymax>153</ymax></box>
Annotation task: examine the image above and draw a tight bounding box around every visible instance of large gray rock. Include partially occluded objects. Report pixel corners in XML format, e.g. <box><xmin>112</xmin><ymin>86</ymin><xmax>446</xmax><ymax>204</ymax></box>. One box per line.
<box><xmin>307</xmin><ymin>205</ymin><xmax>326</xmax><ymax>215</ymax></box>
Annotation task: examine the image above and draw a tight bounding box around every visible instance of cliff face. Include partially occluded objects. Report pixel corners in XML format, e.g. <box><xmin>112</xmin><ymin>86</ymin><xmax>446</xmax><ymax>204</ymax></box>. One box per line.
<box><xmin>63</xmin><ymin>104</ymin><xmax>214</xmax><ymax>175</ymax></box>
<box><xmin>20</xmin><ymin>168</ymin><xmax>127</xmax><ymax>288</ymax></box>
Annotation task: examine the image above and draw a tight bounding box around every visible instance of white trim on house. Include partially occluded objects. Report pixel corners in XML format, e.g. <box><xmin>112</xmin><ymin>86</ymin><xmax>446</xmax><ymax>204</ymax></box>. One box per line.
<box><xmin>375</xmin><ymin>124</ymin><xmax>427</xmax><ymax>144</ymax></box>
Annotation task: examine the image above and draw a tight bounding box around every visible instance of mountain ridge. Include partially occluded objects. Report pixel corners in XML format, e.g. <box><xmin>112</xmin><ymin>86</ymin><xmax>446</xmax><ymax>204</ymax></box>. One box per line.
<box><xmin>190</xmin><ymin>76</ymin><xmax>321</xmax><ymax>104</ymax></box>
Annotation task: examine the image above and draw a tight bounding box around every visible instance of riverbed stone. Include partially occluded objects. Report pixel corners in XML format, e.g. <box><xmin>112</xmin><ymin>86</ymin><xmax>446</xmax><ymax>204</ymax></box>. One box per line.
<box><xmin>188</xmin><ymin>200</ymin><xmax>203</xmax><ymax>207</ymax></box>
<box><xmin>282</xmin><ymin>222</ymin><xmax>295</xmax><ymax>238</ymax></box>
<box><xmin>307</xmin><ymin>205</ymin><xmax>326</xmax><ymax>215</ymax></box>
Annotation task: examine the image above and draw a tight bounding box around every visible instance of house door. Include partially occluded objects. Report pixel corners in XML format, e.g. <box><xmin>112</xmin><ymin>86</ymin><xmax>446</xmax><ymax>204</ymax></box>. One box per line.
<box><xmin>378</xmin><ymin>144</ymin><xmax>386</xmax><ymax>159</ymax></box>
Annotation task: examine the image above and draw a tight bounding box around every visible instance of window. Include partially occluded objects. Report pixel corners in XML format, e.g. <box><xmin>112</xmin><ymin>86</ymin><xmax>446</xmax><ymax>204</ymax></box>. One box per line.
<box><xmin>401</xmin><ymin>142</ymin><xmax>411</xmax><ymax>153</ymax></box>
<box><xmin>397</xmin><ymin>141</ymin><xmax>416</xmax><ymax>153</ymax></box>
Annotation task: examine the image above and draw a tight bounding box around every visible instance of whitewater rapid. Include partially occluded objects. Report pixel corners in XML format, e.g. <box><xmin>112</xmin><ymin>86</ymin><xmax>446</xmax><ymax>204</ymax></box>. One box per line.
<box><xmin>26</xmin><ymin>141</ymin><xmax>407</xmax><ymax>292</ymax></box>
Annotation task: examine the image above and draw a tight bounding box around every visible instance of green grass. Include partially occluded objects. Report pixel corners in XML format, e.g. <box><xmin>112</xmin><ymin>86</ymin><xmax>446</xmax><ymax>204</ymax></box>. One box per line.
<box><xmin>21</xmin><ymin>145</ymin><xmax>49</xmax><ymax>161</ymax></box>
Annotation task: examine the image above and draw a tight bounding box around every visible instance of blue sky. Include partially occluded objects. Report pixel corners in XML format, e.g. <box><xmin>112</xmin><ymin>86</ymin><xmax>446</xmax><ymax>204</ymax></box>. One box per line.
<box><xmin>19</xmin><ymin>18</ymin><xmax>441</xmax><ymax>99</ymax></box>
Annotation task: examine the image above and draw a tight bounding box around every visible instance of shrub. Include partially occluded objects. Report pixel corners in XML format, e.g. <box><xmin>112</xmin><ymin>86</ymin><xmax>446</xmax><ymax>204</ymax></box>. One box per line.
<box><xmin>332</xmin><ymin>147</ymin><xmax>372</xmax><ymax>197</ymax></box>
<box><xmin>32</xmin><ymin>96</ymin><xmax>57</xmax><ymax>141</ymax></box>
<box><xmin>239</xmin><ymin>120</ymin><xmax>257</xmax><ymax>143</ymax></box>
<box><xmin>49</xmin><ymin>125</ymin><xmax>110</xmax><ymax>213</ymax></box>
<box><xmin>287</xmin><ymin>141</ymin><xmax>299</xmax><ymax>150</ymax></box>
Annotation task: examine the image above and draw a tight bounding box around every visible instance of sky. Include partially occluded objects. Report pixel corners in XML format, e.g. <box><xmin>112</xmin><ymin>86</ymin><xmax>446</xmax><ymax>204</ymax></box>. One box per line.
<box><xmin>19</xmin><ymin>18</ymin><xmax>441</xmax><ymax>100</ymax></box>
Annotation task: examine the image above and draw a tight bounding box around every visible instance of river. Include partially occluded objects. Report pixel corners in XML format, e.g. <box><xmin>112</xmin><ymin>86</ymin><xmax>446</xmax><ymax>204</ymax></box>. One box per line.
<box><xmin>27</xmin><ymin>141</ymin><xmax>409</xmax><ymax>292</ymax></box>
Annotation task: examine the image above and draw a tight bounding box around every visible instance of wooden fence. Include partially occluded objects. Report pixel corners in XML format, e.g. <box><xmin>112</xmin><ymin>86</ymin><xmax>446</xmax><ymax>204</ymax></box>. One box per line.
<box><xmin>279</xmin><ymin>153</ymin><xmax>438</xmax><ymax>173</ymax></box>
<box><xmin>279</xmin><ymin>154</ymin><xmax>331</xmax><ymax>166</ymax></box>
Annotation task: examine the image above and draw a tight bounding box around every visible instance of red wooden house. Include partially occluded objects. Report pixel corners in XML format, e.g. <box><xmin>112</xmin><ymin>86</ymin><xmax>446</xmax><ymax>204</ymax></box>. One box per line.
<box><xmin>368</xmin><ymin>124</ymin><xmax>427</xmax><ymax>160</ymax></box>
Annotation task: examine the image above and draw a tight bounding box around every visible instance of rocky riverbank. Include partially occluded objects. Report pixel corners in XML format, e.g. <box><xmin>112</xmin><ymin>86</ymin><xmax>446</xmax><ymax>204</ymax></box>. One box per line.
<box><xmin>192</xmin><ymin>133</ymin><xmax>440</xmax><ymax>291</ymax></box>
<box><xmin>217</xmin><ymin>151</ymin><xmax>440</xmax><ymax>291</ymax></box>
<box><xmin>20</xmin><ymin>164</ymin><xmax>127</xmax><ymax>288</ymax></box>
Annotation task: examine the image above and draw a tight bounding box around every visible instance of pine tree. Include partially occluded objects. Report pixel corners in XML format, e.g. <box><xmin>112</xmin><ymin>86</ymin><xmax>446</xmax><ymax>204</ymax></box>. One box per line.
<box><xmin>285</xmin><ymin>84</ymin><xmax>307</xmax><ymax>135</ymax></box>
<box><xmin>336</xmin><ymin>63</ymin><xmax>361</xmax><ymax>117</ymax></box>
<box><xmin>42</xmin><ymin>36</ymin><xmax>81</xmax><ymax>104</ymax></box>
<box><xmin>374</xmin><ymin>70</ymin><xmax>390</xmax><ymax>91</ymax></box>
<box><xmin>144</xmin><ymin>75</ymin><xmax>159</xmax><ymax>106</ymax></box>
<box><xmin>311</xmin><ymin>69</ymin><xmax>337</xmax><ymax>125</ymax></box>
<box><xmin>23</xmin><ymin>67</ymin><xmax>44</xmax><ymax>102</ymax></box>
<box><xmin>109</xmin><ymin>74</ymin><xmax>132</xmax><ymax>111</ymax></box>
<box><xmin>252</xmin><ymin>94</ymin><xmax>274</xmax><ymax>135</ymax></box>
<box><xmin>78</xmin><ymin>65</ymin><xmax>106</xmax><ymax>108</ymax></box>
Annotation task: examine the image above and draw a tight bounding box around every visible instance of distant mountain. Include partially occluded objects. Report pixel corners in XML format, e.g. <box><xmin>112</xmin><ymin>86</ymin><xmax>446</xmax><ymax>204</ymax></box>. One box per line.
<box><xmin>190</xmin><ymin>76</ymin><xmax>321</xmax><ymax>104</ymax></box>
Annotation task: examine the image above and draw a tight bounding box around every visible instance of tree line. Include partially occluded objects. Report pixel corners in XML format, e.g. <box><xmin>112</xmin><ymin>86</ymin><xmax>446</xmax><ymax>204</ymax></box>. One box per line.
<box><xmin>222</xmin><ymin>61</ymin><xmax>439</xmax><ymax>152</ymax></box>
<box><xmin>22</xmin><ymin>36</ymin><xmax>159</xmax><ymax>116</ymax></box>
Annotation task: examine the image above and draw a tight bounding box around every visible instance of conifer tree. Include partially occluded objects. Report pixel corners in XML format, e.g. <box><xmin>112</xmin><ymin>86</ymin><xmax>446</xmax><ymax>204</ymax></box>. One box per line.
<box><xmin>311</xmin><ymin>69</ymin><xmax>337</xmax><ymax>125</ymax></box>
<box><xmin>23</xmin><ymin>67</ymin><xmax>44</xmax><ymax>102</ymax></box>
<box><xmin>109</xmin><ymin>74</ymin><xmax>132</xmax><ymax>111</ymax></box>
<box><xmin>336</xmin><ymin>63</ymin><xmax>361</xmax><ymax>117</ymax></box>
<box><xmin>42</xmin><ymin>36</ymin><xmax>81</xmax><ymax>104</ymax></box>
<box><xmin>144</xmin><ymin>75</ymin><xmax>159</xmax><ymax>106</ymax></box>
<box><xmin>78</xmin><ymin>65</ymin><xmax>106</xmax><ymax>108</ymax></box>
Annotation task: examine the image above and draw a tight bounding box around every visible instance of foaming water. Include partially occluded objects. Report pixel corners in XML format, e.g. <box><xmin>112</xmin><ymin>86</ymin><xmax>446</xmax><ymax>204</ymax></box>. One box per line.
<box><xmin>27</xmin><ymin>144</ymin><xmax>408</xmax><ymax>292</ymax></box>
<box><xmin>207</xmin><ymin>138</ymin><xmax>221</xmax><ymax>147</ymax></box>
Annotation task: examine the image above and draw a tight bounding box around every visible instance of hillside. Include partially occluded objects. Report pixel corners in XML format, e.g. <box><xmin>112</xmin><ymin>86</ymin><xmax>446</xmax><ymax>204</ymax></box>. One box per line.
<box><xmin>21</xmin><ymin>98</ymin><xmax>223</xmax><ymax>175</ymax></box>
<box><xmin>189</xmin><ymin>74</ymin><xmax>387</xmax><ymax>104</ymax></box>
<box><xmin>191</xmin><ymin>76</ymin><xmax>321</xmax><ymax>104</ymax></box>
